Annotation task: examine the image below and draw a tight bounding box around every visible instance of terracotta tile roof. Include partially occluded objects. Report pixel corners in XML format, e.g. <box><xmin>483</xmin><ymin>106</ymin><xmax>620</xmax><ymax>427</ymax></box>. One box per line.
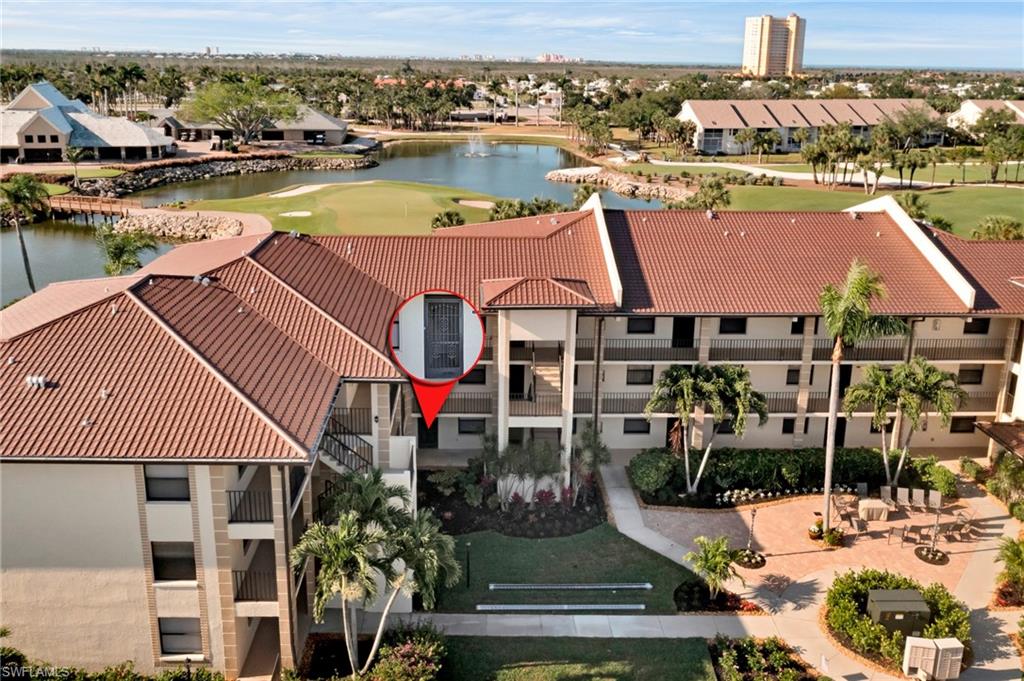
<box><xmin>0</xmin><ymin>275</ymin><xmax>137</xmax><ymax>341</ymax></box>
<box><xmin>605</xmin><ymin>209</ymin><xmax>968</xmax><ymax>315</ymax></box>
<box><xmin>134</xmin><ymin>276</ymin><xmax>339</xmax><ymax>450</ymax></box>
<box><xmin>730</xmin><ymin>101</ymin><xmax>781</xmax><ymax>128</ymax></box>
<box><xmin>1</xmin><ymin>293</ymin><xmax>306</xmax><ymax>462</ymax></box>
<box><xmin>481</xmin><ymin>277</ymin><xmax>596</xmax><ymax>308</ymax></box>
<box><xmin>964</xmin><ymin>100</ymin><xmax>1024</xmax><ymax>124</ymax></box>
<box><xmin>212</xmin><ymin>258</ymin><xmax>400</xmax><ymax>379</ymax></box>
<box><xmin>976</xmin><ymin>421</ymin><xmax>1024</xmax><ymax>458</ymax></box>
<box><xmin>137</xmin><ymin>233</ymin><xmax>269</xmax><ymax>277</ymax></box>
<box><xmin>432</xmin><ymin>211</ymin><xmax>592</xmax><ymax>238</ymax></box>
<box><xmin>681</xmin><ymin>99</ymin><xmax>938</xmax><ymax>129</ymax></box>
<box><xmin>929</xmin><ymin>230</ymin><xmax>1024</xmax><ymax>314</ymax></box>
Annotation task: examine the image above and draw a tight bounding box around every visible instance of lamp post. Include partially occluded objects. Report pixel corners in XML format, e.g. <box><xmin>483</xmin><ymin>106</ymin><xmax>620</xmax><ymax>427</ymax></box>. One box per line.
<box><xmin>465</xmin><ymin>541</ymin><xmax>472</xmax><ymax>588</ymax></box>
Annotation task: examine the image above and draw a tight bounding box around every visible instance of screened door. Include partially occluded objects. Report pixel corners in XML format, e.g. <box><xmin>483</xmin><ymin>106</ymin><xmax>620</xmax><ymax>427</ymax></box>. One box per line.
<box><xmin>424</xmin><ymin>296</ymin><xmax>463</xmax><ymax>380</ymax></box>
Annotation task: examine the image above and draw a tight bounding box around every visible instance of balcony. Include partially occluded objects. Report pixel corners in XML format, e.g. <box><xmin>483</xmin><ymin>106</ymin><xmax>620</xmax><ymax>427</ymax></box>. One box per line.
<box><xmin>813</xmin><ymin>337</ymin><xmax>906</xmax><ymax>362</ymax></box>
<box><xmin>509</xmin><ymin>342</ymin><xmax>563</xmax><ymax>363</ymax></box>
<box><xmin>574</xmin><ymin>392</ymin><xmax>594</xmax><ymax>414</ymax></box>
<box><xmin>805</xmin><ymin>391</ymin><xmax>998</xmax><ymax>414</ymax></box>
<box><xmin>950</xmin><ymin>392</ymin><xmax>998</xmax><ymax>413</ymax></box>
<box><xmin>232</xmin><ymin>568</ymin><xmax>277</xmax><ymax>602</ymax></box>
<box><xmin>601</xmin><ymin>392</ymin><xmax>654</xmax><ymax>414</ymax></box>
<box><xmin>710</xmin><ymin>338</ymin><xmax>803</xmax><ymax>362</ymax></box>
<box><xmin>914</xmin><ymin>339</ymin><xmax>1006</xmax><ymax>361</ymax></box>
<box><xmin>603</xmin><ymin>339</ymin><xmax>699</xmax><ymax>362</ymax></box>
<box><xmin>807</xmin><ymin>392</ymin><xmax>830</xmax><ymax>413</ymax></box>
<box><xmin>509</xmin><ymin>393</ymin><xmax>562</xmax><ymax>417</ymax></box>
<box><xmin>334</xmin><ymin>407</ymin><xmax>372</xmax><ymax>435</ymax></box>
<box><xmin>228</xmin><ymin>489</ymin><xmax>273</xmax><ymax>523</ymax></box>
<box><xmin>442</xmin><ymin>392</ymin><xmax>493</xmax><ymax>414</ymax></box>
<box><xmin>764</xmin><ymin>391</ymin><xmax>799</xmax><ymax>414</ymax></box>
<box><xmin>576</xmin><ymin>338</ymin><xmax>596</xmax><ymax>361</ymax></box>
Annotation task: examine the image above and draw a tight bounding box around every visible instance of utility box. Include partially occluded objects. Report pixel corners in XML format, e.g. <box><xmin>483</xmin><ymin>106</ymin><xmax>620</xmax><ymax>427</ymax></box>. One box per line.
<box><xmin>868</xmin><ymin>589</ymin><xmax>931</xmax><ymax>637</ymax></box>
<box><xmin>903</xmin><ymin>637</ymin><xmax>964</xmax><ymax>680</ymax></box>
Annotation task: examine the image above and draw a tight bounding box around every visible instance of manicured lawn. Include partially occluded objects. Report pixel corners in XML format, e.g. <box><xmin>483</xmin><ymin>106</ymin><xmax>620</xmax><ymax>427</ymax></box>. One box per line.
<box><xmin>192</xmin><ymin>179</ymin><xmax>497</xmax><ymax>234</ymax></box>
<box><xmin>443</xmin><ymin>637</ymin><xmax>715</xmax><ymax>681</ymax></box>
<box><xmin>436</xmin><ymin>523</ymin><xmax>692</xmax><ymax>614</ymax></box>
<box><xmin>758</xmin><ymin>162</ymin><xmax>1023</xmax><ymax>184</ymax></box>
<box><xmin>0</xmin><ymin>181</ymin><xmax>69</xmax><ymax>196</ymax></box>
<box><xmin>624</xmin><ymin>163</ymin><xmax>741</xmax><ymax>177</ymax></box>
<box><xmin>77</xmin><ymin>167</ymin><xmax>124</xmax><ymax>178</ymax></box>
<box><xmin>724</xmin><ymin>185</ymin><xmax>1024</xmax><ymax>236</ymax></box>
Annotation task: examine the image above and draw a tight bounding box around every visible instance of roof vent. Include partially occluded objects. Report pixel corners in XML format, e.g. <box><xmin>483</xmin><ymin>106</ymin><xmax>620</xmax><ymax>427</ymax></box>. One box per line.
<box><xmin>723</xmin><ymin>230</ymin><xmax>730</xmax><ymax>237</ymax></box>
<box><xmin>850</xmin><ymin>211</ymin><xmax>860</xmax><ymax>220</ymax></box>
<box><xmin>346</xmin><ymin>243</ymin><xmax>353</xmax><ymax>255</ymax></box>
<box><xmin>791</xmin><ymin>218</ymin><xmax>796</xmax><ymax>224</ymax></box>
<box><xmin>25</xmin><ymin>375</ymin><xmax>48</xmax><ymax>389</ymax></box>
<box><xmin>99</xmin><ymin>388</ymin><xmax>110</xmax><ymax>399</ymax></box>
<box><xmin>250</xmin><ymin>285</ymin><xmax>257</xmax><ymax>294</ymax></box>
<box><xmin>110</xmin><ymin>303</ymin><xmax>118</xmax><ymax>316</ymax></box>
<box><xmin>549</xmin><ymin>217</ymin><xmax>557</xmax><ymax>225</ymax></box>
<box><xmin>80</xmin><ymin>417</ymin><xmax>93</xmax><ymax>427</ymax></box>
<box><xmin>236</xmin><ymin>306</ymin><xmax>245</xmax><ymax>314</ymax></box>
<box><xmin>200</xmin><ymin>277</ymin><xmax>211</xmax><ymax>287</ymax></box>
<box><xmin>289</xmin><ymin>230</ymin><xmax>299</xmax><ymax>238</ymax></box>
<box><xmin>7</xmin><ymin>356</ymin><xmax>16</xmax><ymax>365</ymax></box>
<box><xmin>192</xmin><ymin>274</ymin><xmax>203</xmax><ymax>284</ymax></box>
<box><xmin>148</xmin><ymin>278</ymin><xmax>153</xmax><ymax>286</ymax></box>
<box><xmin>876</xmin><ymin>231</ymin><xmax>881</xmax><ymax>237</ymax></box>
<box><xmin>739</xmin><ymin>230</ymin><xmax>746</xmax><ymax>237</ymax></box>
<box><xmin>641</xmin><ymin>216</ymin><xmax>647</xmax><ymax>223</ymax></box>
<box><xmin>705</xmin><ymin>209</ymin><xmax>716</xmax><ymax>220</ymax></box>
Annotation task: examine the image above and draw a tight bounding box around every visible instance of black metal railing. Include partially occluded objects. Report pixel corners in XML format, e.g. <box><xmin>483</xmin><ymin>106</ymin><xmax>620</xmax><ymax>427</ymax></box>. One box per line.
<box><xmin>228</xmin><ymin>490</ymin><xmax>273</xmax><ymax>523</ymax></box>
<box><xmin>333</xmin><ymin>407</ymin><xmax>373</xmax><ymax>434</ymax></box>
<box><xmin>764</xmin><ymin>392</ymin><xmax>799</xmax><ymax>414</ymax></box>
<box><xmin>509</xmin><ymin>393</ymin><xmax>563</xmax><ymax>416</ymax></box>
<box><xmin>914</xmin><ymin>339</ymin><xmax>1005</xmax><ymax>361</ymax></box>
<box><xmin>575</xmin><ymin>338</ymin><xmax>596</xmax><ymax>361</ymax></box>
<box><xmin>232</xmin><ymin>569</ymin><xmax>277</xmax><ymax>601</ymax></box>
<box><xmin>603</xmin><ymin>338</ymin><xmax>699</xmax><ymax>362</ymax></box>
<box><xmin>601</xmin><ymin>392</ymin><xmax>654</xmax><ymax>414</ymax></box>
<box><xmin>319</xmin><ymin>417</ymin><xmax>373</xmax><ymax>474</ymax></box>
<box><xmin>574</xmin><ymin>392</ymin><xmax>593</xmax><ymax>414</ymax></box>
<box><xmin>443</xmin><ymin>392</ymin><xmax>493</xmax><ymax>414</ymax></box>
<box><xmin>480</xmin><ymin>338</ymin><xmax>494</xmax><ymax>361</ymax></box>
<box><xmin>948</xmin><ymin>392</ymin><xmax>999</xmax><ymax>412</ymax></box>
<box><xmin>807</xmin><ymin>392</ymin><xmax>831</xmax><ymax>413</ymax></box>
<box><xmin>813</xmin><ymin>337</ymin><xmax>907</xmax><ymax>362</ymax></box>
<box><xmin>710</xmin><ymin>338</ymin><xmax>803</xmax><ymax>362</ymax></box>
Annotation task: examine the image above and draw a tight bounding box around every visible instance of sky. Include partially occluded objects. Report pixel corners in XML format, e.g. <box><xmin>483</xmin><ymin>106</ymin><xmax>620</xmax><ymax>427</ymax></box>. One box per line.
<box><xmin>2</xmin><ymin>1</ymin><xmax>1022</xmax><ymax>70</ymax></box>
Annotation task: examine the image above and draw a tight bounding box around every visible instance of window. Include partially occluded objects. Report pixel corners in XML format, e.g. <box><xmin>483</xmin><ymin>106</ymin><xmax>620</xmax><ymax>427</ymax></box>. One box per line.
<box><xmin>718</xmin><ymin>419</ymin><xmax>735</xmax><ymax>434</ymax></box>
<box><xmin>24</xmin><ymin>135</ymin><xmax>33</xmax><ymax>143</ymax></box>
<box><xmin>869</xmin><ymin>419</ymin><xmax>895</xmax><ymax>434</ymax></box>
<box><xmin>459</xmin><ymin>366</ymin><xmax>485</xmax><ymax>384</ymax></box>
<box><xmin>623</xmin><ymin>418</ymin><xmax>650</xmax><ymax>434</ymax></box>
<box><xmin>151</xmin><ymin>542</ymin><xmax>196</xmax><ymax>581</ymax></box>
<box><xmin>963</xmin><ymin>318</ymin><xmax>990</xmax><ymax>335</ymax></box>
<box><xmin>144</xmin><ymin>465</ymin><xmax>190</xmax><ymax>501</ymax></box>
<box><xmin>626</xmin><ymin>365</ymin><xmax>654</xmax><ymax>385</ymax></box>
<box><xmin>390</xmin><ymin>319</ymin><xmax>399</xmax><ymax>349</ymax></box>
<box><xmin>457</xmin><ymin>418</ymin><xmax>486</xmax><ymax>435</ymax></box>
<box><xmin>627</xmin><ymin>317</ymin><xmax>655</xmax><ymax>334</ymax></box>
<box><xmin>950</xmin><ymin>417</ymin><xmax>976</xmax><ymax>434</ymax></box>
<box><xmin>719</xmin><ymin>317</ymin><xmax>747</xmax><ymax>334</ymax></box>
<box><xmin>786</xmin><ymin>366</ymin><xmax>801</xmax><ymax>385</ymax></box>
<box><xmin>782</xmin><ymin>418</ymin><xmax>795</xmax><ymax>434</ymax></box>
<box><xmin>790</xmin><ymin>317</ymin><xmax>805</xmax><ymax>335</ymax></box>
<box><xmin>49</xmin><ymin>135</ymin><xmax>58</xmax><ymax>143</ymax></box>
<box><xmin>958</xmin><ymin>364</ymin><xmax>984</xmax><ymax>385</ymax></box>
<box><xmin>574</xmin><ymin>366</ymin><xmax>578</xmax><ymax>386</ymax></box>
<box><xmin>158</xmin><ymin>618</ymin><xmax>201</xmax><ymax>655</ymax></box>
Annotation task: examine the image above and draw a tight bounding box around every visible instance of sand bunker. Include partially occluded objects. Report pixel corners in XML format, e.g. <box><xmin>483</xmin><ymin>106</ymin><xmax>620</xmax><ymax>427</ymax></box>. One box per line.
<box><xmin>279</xmin><ymin>211</ymin><xmax>312</xmax><ymax>217</ymax></box>
<box><xmin>269</xmin><ymin>184</ymin><xmax>328</xmax><ymax>198</ymax></box>
<box><xmin>458</xmin><ymin>199</ymin><xmax>496</xmax><ymax>209</ymax></box>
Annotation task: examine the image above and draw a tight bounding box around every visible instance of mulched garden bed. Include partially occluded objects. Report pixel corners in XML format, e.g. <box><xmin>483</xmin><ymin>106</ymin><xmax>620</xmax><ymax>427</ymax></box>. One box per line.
<box><xmin>419</xmin><ymin>470</ymin><xmax>606</xmax><ymax>538</ymax></box>
<box><xmin>993</xmin><ymin>581</ymin><xmax>1024</xmax><ymax>608</ymax></box>
<box><xmin>299</xmin><ymin>633</ymin><xmax>374</xmax><ymax>679</ymax></box>
<box><xmin>708</xmin><ymin>636</ymin><xmax>819</xmax><ymax>679</ymax></box>
<box><xmin>674</xmin><ymin>574</ymin><xmax>763</xmax><ymax>614</ymax></box>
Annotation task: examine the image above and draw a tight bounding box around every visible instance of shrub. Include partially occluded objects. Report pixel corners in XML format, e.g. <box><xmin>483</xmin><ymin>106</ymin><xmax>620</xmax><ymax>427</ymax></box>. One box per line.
<box><xmin>533</xmin><ymin>488</ymin><xmax>556</xmax><ymax>508</ymax></box>
<box><xmin>462</xmin><ymin>484</ymin><xmax>483</xmax><ymax>508</ymax></box>
<box><xmin>426</xmin><ymin>470</ymin><xmax>461</xmax><ymax>497</ymax></box>
<box><xmin>910</xmin><ymin>457</ymin><xmax>958</xmax><ymax>499</ymax></box>
<box><xmin>1011</xmin><ymin>502</ymin><xmax>1024</xmax><ymax>522</ymax></box>
<box><xmin>826</xmin><ymin>569</ymin><xmax>971</xmax><ymax>667</ymax></box>
<box><xmin>958</xmin><ymin>456</ymin><xmax>984</xmax><ymax>482</ymax></box>
<box><xmin>627</xmin><ymin>448</ymin><xmax>675</xmax><ymax>494</ymax></box>
<box><xmin>709</xmin><ymin>635</ymin><xmax>814</xmax><ymax>680</ymax></box>
<box><xmin>372</xmin><ymin>623</ymin><xmax>446</xmax><ymax>681</ymax></box>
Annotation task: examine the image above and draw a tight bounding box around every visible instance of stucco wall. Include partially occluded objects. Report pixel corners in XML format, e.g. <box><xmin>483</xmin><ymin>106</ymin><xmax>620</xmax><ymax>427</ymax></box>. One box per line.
<box><xmin>0</xmin><ymin>462</ymin><xmax>153</xmax><ymax>671</ymax></box>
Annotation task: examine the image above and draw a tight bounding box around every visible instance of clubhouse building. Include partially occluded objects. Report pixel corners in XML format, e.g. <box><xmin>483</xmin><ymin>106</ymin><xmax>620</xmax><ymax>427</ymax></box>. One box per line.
<box><xmin>2</xmin><ymin>196</ymin><xmax>1022</xmax><ymax>678</ymax></box>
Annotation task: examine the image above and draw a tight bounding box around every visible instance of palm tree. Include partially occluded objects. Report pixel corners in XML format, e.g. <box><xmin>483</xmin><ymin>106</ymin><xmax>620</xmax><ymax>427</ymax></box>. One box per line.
<box><xmin>1</xmin><ymin>174</ymin><xmax>50</xmax><ymax>293</ymax></box>
<box><xmin>572</xmin><ymin>183</ymin><xmax>600</xmax><ymax>209</ymax></box>
<box><xmin>890</xmin><ymin>356</ymin><xmax>966</xmax><ymax>483</ymax></box>
<box><xmin>684</xmin><ymin>176</ymin><xmax>731</xmax><ymax>211</ymax></box>
<box><xmin>997</xmin><ymin>537</ymin><xmax>1024</xmax><ymax>602</ymax></box>
<box><xmin>684</xmin><ymin>535</ymin><xmax>743</xmax><ymax>601</ymax></box>
<box><xmin>752</xmin><ymin>130</ymin><xmax>782</xmax><ymax>164</ymax></box>
<box><xmin>844</xmin><ymin>364</ymin><xmax>901</xmax><ymax>484</ymax></box>
<box><xmin>927</xmin><ymin>146</ymin><xmax>946</xmax><ymax>185</ymax></box>
<box><xmin>818</xmin><ymin>261</ymin><xmax>907</xmax><ymax>533</ymax></box>
<box><xmin>324</xmin><ymin>468</ymin><xmax>411</xmax><ymax>527</ymax></box>
<box><xmin>290</xmin><ymin>512</ymin><xmax>390</xmax><ymax>679</ymax></box>
<box><xmin>431</xmin><ymin>209</ymin><xmax>465</xmax><ymax>229</ymax></box>
<box><xmin>571</xmin><ymin>419</ymin><xmax>610</xmax><ymax>505</ymax></box>
<box><xmin>95</xmin><ymin>227</ymin><xmax>157</xmax><ymax>275</ymax></box>
<box><xmin>971</xmin><ymin>215</ymin><xmax>1024</xmax><ymax>240</ymax></box>
<box><xmin>63</xmin><ymin>146</ymin><xmax>92</xmax><ymax>189</ymax></box>
<box><xmin>800</xmin><ymin>141</ymin><xmax>826</xmax><ymax>184</ymax></box>
<box><xmin>733</xmin><ymin>128</ymin><xmax>757</xmax><ymax>161</ymax></box>
<box><xmin>895</xmin><ymin>192</ymin><xmax>929</xmax><ymax>220</ymax></box>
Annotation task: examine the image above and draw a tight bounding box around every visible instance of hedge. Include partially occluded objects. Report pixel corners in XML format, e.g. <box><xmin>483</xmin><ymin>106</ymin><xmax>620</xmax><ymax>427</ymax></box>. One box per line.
<box><xmin>825</xmin><ymin>569</ymin><xmax>971</xmax><ymax>668</ymax></box>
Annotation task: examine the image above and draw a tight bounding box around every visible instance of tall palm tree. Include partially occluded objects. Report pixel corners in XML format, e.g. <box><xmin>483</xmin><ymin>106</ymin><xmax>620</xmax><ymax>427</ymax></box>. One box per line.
<box><xmin>819</xmin><ymin>261</ymin><xmax>907</xmax><ymax>533</ymax></box>
<box><xmin>290</xmin><ymin>512</ymin><xmax>390</xmax><ymax>679</ymax></box>
<box><xmin>895</xmin><ymin>192</ymin><xmax>929</xmax><ymax>220</ymax></box>
<box><xmin>890</xmin><ymin>356</ymin><xmax>966</xmax><ymax>483</ymax></box>
<box><xmin>844</xmin><ymin>364</ymin><xmax>901</xmax><ymax>484</ymax></box>
<box><xmin>325</xmin><ymin>468</ymin><xmax>410</xmax><ymax>527</ymax></box>
<box><xmin>63</xmin><ymin>146</ymin><xmax>92</xmax><ymax>189</ymax></box>
<box><xmin>95</xmin><ymin>226</ymin><xmax>157</xmax><ymax>276</ymax></box>
<box><xmin>734</xmin><ymin>128</ymin><xmax>757</xmax><ymax>161</ymax></box>
<box><xmin>1</xmin><ymin>174</ymin><xmax>50</xmax><ymax>293</ymax></box>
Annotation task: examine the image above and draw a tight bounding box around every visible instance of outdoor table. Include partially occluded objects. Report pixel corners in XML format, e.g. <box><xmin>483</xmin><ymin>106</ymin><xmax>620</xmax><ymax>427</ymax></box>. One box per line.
<box><xmin>859</xmin><ymin>498</ymin><xmax>890</xmax><ymax>522</ymax></box>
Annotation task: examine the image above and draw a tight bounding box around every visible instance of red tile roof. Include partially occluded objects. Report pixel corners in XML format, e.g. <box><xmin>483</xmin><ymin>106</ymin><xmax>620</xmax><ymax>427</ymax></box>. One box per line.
<box><xmin>976</xmin><ymin>421</ymin><xmax>1024</xmax><ymax>459</ymax></box>
<box><xmin>0</xmin><ymin>275</ymin><xmax>137</xmax><ymax>341</ymax></box>
<box><xmin>481</xmin><ymin>277</ymin><xmax>596</xmax><ymax>308</ymax></box>
<box><xmin>929</xmin><ymin>230</ymin><xmax>1024</xmax><ymax>314</ymax></box>
<box><xmin>605</xmin><ymin>209</ymin><xmax>969</xmax><ymax>315</ymax></box>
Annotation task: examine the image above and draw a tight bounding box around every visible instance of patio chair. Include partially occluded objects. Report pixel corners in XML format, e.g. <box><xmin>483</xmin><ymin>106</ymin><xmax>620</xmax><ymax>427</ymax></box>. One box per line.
<box><xmin>848</xmin><ymin>515</ymin><xmax>868</xmax><ymax>538</ymax></box>
<box><xmin>927</xmin><ymin>490</ymin><xmax>942</xmax><ymax>512</ymax></box>
<box><xmin>886</xmin><ymin>525</ymin><xmax>903</xmax><ymax>545</ymax></box>
<box><xmin>856</xmin><ymin>482</ymin><xmax>869</xmax><ymax>498</ymax></box>
<box><xmin>880</xmin><ymin>486</ymin><xmax>897</xmax><ymax>509</ymax></box>
<box><xmin>911</xmin><ymin>488</ymin><xmax>928</xmax><ymax>513</ymax></box>
<box><xmin>896</xmin><ymin>487</ymin><xmax>911</xmax><ymax>510</ymax></box>
<box><xmin>904</xmin><ymin>525</ymin><xmax>922</xmax><ymax>545</ymax></box>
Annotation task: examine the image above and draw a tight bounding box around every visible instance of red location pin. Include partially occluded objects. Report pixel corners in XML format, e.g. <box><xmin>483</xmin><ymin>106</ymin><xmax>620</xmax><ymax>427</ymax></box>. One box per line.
<box><xmin>387</xmin><ymin>289</ymin><xmax>486</xmax><ymax>428</ymax></box>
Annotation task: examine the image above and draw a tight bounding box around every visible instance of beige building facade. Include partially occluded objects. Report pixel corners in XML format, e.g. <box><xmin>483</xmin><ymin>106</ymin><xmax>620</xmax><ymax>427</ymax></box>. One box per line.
<box><xmin>741</xmin><ymin>13</ymin><xmax>806</xmax><ymax>77</ymax></box>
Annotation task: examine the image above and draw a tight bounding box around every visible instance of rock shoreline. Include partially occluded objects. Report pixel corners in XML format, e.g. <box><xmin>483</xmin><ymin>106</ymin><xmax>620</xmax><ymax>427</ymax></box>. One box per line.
<box><xmin>76</xmin><ymin>155</ymin><xmax>378</xmax><ymax>199</ymax></box>
<box><xmin>114</xmin><ymin>213</ymin><xmax>244</xmax><ymax>241</ymax></box>
<box><xmin>545</xmin><ymin>166</ymin><xmax>692</xmax><ymax>202</ymax></box>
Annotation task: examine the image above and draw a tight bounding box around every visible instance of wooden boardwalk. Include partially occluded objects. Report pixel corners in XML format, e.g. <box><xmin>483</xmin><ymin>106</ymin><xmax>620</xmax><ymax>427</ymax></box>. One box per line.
<box><xmin>47</xmin><ymin>195</ymin><xmax>143</xmax><ymax>217</ymax></box>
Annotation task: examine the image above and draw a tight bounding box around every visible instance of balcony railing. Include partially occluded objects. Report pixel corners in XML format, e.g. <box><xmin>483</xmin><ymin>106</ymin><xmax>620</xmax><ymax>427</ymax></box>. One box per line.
<box><xmin>442</xmin><ymin>392</ymin><xmax>493</xmax><ymax>414</ymax></box>
<box><xmin>480</xmin><ymin>338</ymin><xmax>494</xmax><ymax>361</ymax></box>
<box><xmin>576</xmin><ymin>338</ymin><xmax>596</xmax><ymax>361</ymax></box>
<box><xmin>228</xmin><ymin>490</ymin><xmax>273</xmax><ymax>523</ymax></box>
<box><xmin>805</xmin><ymin>392</ymin><xmax>998</xmax><ymax>414</ymax></box>
<box><xmin>814</xmin><ymin>337</ymin><xmax>907</xmax><ymax>362</ymax></box>
<box><xmin>232</xmin><ymin>569</ymin><xmax>277</xmax><ymax>601</ymax></box>
<box><xmin>602</xmin><ymin>392</ymin><xmax>654</xmax><ymax>414</ymax></box>
<box><xmin>509</xmin><ymin>393</ymin><xmax>562</xmax><ymax>416</ymax></box>
<box><xmin>949</xmin><ymin>392</ymin><xmax>999</xmax><ymax>413</ymax></box>
<box><xmin>319</xmin><ymin>417</ymin><xmax>373</xmax><ymax>474</ymax></box>
<box><xmin>602</xmin><ymin>338</ymin><xmax>699</xmax><ymax>362</ymax></box>
<box><xmin>807</xmin><ymin>392</ymin><xmax>830</xmax><ymax>413</ymax></box>
<box><xmin>710</xmin><ymin>338</ymin><xmax>803</xmax><ymax>362</ymax></box>
<box><xmin>574</xmin><ymin>392</ymin><xmax>594</xmax><ymax>414</ymax></box>
<box><xmin>914</xmin><ymin>339</ymin><xmax>1006</xmax><ymax>361</ymax></box>
<box><xmin>764</xmin><ymin>392</ymin><xmax>799</xmax><ymax>414</ymax></box>
<box><xmin>334</xmin><ymin>407</ymin><xmax>372</xmax><ymax>434</ymax></box>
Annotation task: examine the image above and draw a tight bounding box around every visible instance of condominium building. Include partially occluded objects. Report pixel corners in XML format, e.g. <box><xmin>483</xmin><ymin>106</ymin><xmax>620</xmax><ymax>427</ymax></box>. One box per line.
<box><xmin>2</xmin><ymin>196</ymin><xmax>1022</xmax><ymax>678</ymax></box>
<box><xmin>947</xmin><ymin>99</ymin><xmax>1024</xmax><ymax>131</ymax></box>
<box><xmin>676</xmin><ymin>99</ymin><xmax>941</xmax><ymax>155</ymax></box>
<box><xmin>741</xmin><ymin>13</ymin><xmax>806</xmax><ymax>77</ymax></box>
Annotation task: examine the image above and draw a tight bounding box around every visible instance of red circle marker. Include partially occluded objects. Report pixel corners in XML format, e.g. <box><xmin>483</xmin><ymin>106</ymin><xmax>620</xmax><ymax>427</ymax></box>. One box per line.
<box><xmin>387</xmin><ymin>289</ymin><xmax>486</xmax><ymax>428</ymax></box>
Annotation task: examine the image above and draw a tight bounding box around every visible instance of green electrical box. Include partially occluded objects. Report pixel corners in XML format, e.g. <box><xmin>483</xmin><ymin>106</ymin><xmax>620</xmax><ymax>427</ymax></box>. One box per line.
<box><xmin>867</xmin><ymin>589</ymin><xmax>931</xmax><ymax>637</ymax></box>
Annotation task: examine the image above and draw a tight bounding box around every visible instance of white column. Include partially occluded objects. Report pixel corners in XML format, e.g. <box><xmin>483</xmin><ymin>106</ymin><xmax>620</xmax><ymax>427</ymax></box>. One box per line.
<box><xmin>496</xmin><ymin>311</ymin><xmax>511</xmax><ymax>450</ymax></box>
<box><xmin>560</xmin><ymin>310</ymin><xmax>577</xmax><ymax>479</ymax></box>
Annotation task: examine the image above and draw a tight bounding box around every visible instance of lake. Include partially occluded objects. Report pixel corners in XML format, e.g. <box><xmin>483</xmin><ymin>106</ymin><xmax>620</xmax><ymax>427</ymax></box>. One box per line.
<box><xmin>2</xmin><ymin>141</ymin><xmax>657</xmax><ymax>306</ymax></box>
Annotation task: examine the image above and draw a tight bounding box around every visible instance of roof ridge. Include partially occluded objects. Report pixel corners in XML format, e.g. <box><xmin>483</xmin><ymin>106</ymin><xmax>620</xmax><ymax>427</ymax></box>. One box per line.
<box><xmin>0</xmin><ymin>284</ymin><xmax>137</xmax><ymax>343</ymax></box>
<box><xmin>125</xmin><ymin>288</ymin><xmax>314</xmax><ymax>460</ymax></box>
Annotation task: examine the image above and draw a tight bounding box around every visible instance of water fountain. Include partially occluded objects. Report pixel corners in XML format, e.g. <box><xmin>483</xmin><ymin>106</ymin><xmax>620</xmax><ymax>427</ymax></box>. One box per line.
<box><xmin>465</xmin><ymin>134</ymin><xmax>490</xmax><ymax>158</ymax></box>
